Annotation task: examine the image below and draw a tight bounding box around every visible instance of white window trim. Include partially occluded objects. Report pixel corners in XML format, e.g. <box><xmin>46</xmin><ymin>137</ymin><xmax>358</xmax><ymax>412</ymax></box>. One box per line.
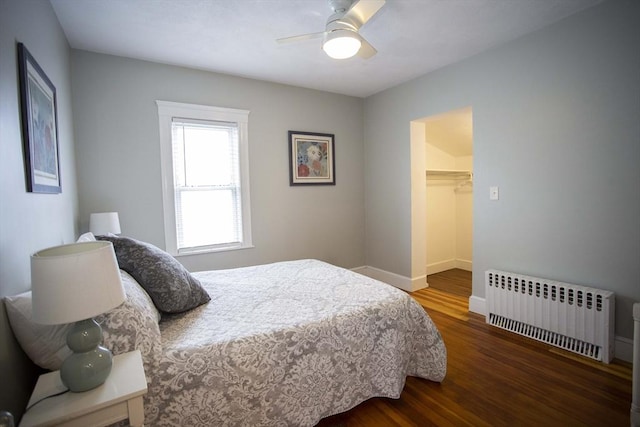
<box><xmin>156</xmin><ymin>100</ymin><xmax>253</xmax><ymax>256</ymax></box>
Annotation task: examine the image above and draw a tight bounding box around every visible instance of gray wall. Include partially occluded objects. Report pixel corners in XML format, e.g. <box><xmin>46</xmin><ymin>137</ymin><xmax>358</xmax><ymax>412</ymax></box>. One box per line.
<box><xmin>364</xmin><ymin>0</ymin><xmax>640</xmax><ymax>339</ymax></box>
<box><xmin>0</xmin><ymin>0</ymin><xmax>78</xmax><ymax>296</ymax></box>
<box><xmin>0</xmin><ymin>0</ymin><xmax>78</xmax><ymax>418</ymax></box>
<box><xmin>71</xmin><ymin>51</ymin><xmax>365</xmax><ymax>272</ymax></box>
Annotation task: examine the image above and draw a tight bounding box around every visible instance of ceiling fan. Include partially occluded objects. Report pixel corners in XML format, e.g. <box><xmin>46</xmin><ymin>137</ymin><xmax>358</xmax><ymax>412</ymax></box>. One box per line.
<box><xmin>277</xmin><ymin>0</ymin><xmax>386</xmax><ymax>60</ymax></box>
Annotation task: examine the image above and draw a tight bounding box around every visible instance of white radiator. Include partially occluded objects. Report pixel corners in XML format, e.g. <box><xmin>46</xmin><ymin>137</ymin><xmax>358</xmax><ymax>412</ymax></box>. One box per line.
<box><xmin>485</xmin><ymin>270</ymin><xmax>615</xmax><ymax>363</ymax></box>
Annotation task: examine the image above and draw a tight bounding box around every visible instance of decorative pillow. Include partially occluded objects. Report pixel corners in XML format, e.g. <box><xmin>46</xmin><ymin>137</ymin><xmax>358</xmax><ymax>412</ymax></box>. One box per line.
<box><xmin>97</xmin><ymin>235</ymin><xmax>210</xmax><ymax>313</ymax></box>
<box><xmin>4</xmin><ymin>270</ymin><xmax>161</xmax><ymax>371</ymax></box>
<box><xmin>76</xmin><ymin>232</ymin><xmax>97</xmax><ymax>242</ymax></box>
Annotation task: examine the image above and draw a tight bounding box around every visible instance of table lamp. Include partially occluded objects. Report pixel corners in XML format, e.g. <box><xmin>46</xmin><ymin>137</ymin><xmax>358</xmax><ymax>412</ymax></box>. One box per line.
<box><xmin>31</xmin><ymin>241</ymin><xmax>125</xmax><ymax>392</ymax></box>
<box><xmin>89</xmin><ymin>212</ymin><xmax>121</xmax><ymax>235</ymax></box>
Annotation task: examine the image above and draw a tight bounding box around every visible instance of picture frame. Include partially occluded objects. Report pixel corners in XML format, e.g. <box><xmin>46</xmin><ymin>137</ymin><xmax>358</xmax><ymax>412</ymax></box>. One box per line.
<box><xmin>17</xmin><ymin>42</ymin><xmax>61</xmax><ymax>194</ymax></box>
<box><xmin>288</xmin><ymin>131</ymin><xmax>335</xmax><ymax>186</ymax></box>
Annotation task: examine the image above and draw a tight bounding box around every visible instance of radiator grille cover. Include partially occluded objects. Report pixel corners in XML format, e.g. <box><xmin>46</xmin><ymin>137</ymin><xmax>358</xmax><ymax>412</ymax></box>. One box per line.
<box><xmin>485</xmin><ymin>270</ymin><xmax>615</xmax><ymax>363</ymax></box>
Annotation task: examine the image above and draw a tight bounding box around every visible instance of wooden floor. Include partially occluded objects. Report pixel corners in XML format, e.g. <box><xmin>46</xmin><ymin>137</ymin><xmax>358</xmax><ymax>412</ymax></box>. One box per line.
<box><xmin>317</xmin><ymin>269</ymin><xmax>632</xmax><ymax>427</ymax></box>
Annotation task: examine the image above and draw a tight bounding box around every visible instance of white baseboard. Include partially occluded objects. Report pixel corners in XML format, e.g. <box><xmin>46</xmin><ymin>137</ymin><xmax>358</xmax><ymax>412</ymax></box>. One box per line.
<box><xmin>456</xmin><ymin>259</ymin><xmax>473</xmax><ymax>271</ymax></box>
<box><xmin>426</xmin><ymin>259</ymin><xmax>472</xmax><ymax>275</ymax></box>
<box><xmin>468</xmin><ymin>295</ymin><xmax>486</xmax><ymax>316</ymax></box>
<box><xmin>614</xmin><ymin>336</ymin><xmax>633</xmax><ymax>363</ymax></box>
<box><xmin>426</xmin><ymin>260</ymin><xmax>456</xmax><ymax>275</ymax></box>
<box><xmin>353</xmin><ymin>266</ymin><xmax>427</xmax><ymax>292</ymax></box>
<box><xmin>468</xmin><ymin>296</ymin><xmax>633</xmax><ymax>363</ymax></box>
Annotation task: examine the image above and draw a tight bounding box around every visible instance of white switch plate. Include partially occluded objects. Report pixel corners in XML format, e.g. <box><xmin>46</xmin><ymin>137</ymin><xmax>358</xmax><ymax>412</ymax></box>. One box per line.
<box><xmin>490</xmin><ymin>186</ymin><xmax>499</xmax><ymax>200</ymax></box>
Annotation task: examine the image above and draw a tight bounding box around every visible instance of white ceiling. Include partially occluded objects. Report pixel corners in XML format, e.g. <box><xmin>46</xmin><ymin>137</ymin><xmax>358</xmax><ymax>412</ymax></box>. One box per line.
<box><xmin>50</xmin><ymin>0</ymin><xmax>602</xmax><ymax>98</ymax></box>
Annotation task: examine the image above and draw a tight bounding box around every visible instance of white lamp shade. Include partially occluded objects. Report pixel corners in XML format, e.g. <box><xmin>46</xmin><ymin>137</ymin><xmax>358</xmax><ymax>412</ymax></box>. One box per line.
<box><xmin>89</xmin><ymin>212</ymin><xmax>121</xmax><ymax>235</ymax></box>
<box><xmin>323</xmin><ymin>30</ymin><xmax>362</xmax><ymax>59</ymax></box>
<box><xmin>31</xmin><ymin>241</ymin><xmax>125</xmax><ymax>325</ymax></box>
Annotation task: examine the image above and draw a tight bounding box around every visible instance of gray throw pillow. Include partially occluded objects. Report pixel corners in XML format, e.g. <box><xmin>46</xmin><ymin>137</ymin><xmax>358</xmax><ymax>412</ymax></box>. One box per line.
<box><xmin>97</xmin><ymin>235</ymin><xmax>210</xmax><ymax>313</ymax></box>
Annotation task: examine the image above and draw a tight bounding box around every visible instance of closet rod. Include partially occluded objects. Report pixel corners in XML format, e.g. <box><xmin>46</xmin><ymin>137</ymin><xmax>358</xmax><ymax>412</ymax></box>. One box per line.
<box><xmin>425</xmin><ymin>169</ymin><xmax>473</xmax><ymax>180</ymax></box>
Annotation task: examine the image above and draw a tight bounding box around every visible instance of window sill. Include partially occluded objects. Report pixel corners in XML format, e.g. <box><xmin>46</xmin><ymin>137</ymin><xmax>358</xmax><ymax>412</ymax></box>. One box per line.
<box><xmin>173</xmin><ymin>244</ymin><xmax>255</xmax><ymax>257</ymax></box>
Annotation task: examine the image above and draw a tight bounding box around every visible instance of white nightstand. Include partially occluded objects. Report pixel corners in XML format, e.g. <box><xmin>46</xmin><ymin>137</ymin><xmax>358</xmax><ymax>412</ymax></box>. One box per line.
<box><xmin>20</xmin><ymin>350</ymin><xmax>147</xmax><ymax>427</ymax></box>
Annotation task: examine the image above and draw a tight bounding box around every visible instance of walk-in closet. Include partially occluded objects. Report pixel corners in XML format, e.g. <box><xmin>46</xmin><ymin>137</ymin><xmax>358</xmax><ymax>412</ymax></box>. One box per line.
<box><xmin>425</xmin><ymin>107</ymin><xmax>473</xmax><ymax>275</ymax></box>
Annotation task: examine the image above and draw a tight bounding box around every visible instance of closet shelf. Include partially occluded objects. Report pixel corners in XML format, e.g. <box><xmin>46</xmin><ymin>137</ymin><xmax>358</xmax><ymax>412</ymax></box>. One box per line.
<box><xmin>425</xmin><ymin>169</ymin><xmax>473</xmax><ymax>181</ymax></box>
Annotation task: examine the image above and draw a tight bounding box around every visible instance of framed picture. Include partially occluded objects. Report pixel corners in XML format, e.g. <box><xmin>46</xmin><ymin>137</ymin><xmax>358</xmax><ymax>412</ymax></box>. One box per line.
<box><xmin>288</xmin><ymin>131</ymin><xmax>335</xmax><ymax>186</ymax></box>
<box><xmin>17</xmin><ymin>42</ymin><xmax>61</xmax><ymax>193</ymax></box>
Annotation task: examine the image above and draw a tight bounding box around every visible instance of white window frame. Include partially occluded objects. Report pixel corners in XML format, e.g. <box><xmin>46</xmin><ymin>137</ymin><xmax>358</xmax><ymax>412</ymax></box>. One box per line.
<box><xmin>156</xmin><ymin>100</ymin><xmax>252</xmax><ymax>256</ymax></box>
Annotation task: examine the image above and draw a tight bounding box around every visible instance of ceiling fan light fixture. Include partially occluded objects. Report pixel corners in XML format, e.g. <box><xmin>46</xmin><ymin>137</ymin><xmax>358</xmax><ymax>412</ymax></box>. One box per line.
<box><xmin>322</xmin><ymin>30</ymin><xmax>362</xmax><ymax>59</ymax></box>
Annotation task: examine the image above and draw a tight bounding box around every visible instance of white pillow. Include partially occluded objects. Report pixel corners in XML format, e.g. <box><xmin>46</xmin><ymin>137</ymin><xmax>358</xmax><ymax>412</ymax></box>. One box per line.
<box><xmin>4</xmin><ymin>270</ymin><xmax>161</xmax><ymax>371</ymax></box>
<box><xmin>4</xmin><ymin>291</ymin><xmax>71</xmax><ymax>371</ymax></box>
<box><xmin>76</xmin><ymin>232</ymin><xmax>97</xmax><ymax>242</ymax></box>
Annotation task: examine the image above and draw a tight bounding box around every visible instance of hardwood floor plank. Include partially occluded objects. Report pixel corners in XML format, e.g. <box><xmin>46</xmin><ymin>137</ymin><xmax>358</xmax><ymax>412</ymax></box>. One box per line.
<box><xmin>317</xmin><ymin>269</ymin><xmax>632</xmax><ymax>426</ymax></box>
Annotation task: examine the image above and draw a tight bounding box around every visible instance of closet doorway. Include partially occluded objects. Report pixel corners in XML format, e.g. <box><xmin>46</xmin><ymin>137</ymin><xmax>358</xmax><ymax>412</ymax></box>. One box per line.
<box><xmin>422</xmin><ymin>107</ymin><xmax>473</xmax><ymax>292</ymax></box>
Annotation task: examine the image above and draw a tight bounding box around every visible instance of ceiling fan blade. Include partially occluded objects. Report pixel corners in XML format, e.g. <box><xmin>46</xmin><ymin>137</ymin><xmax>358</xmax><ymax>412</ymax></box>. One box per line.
<box><xmin>277</xmin><ymin>32</ymin><xmax>324</xmax><ymax>44</ymax></box>
<box><xmin>357</xmin><ymin>36</ymin><xmax>377</xmax><ymax>59</ymax></box>
<box><xmin>344</xmin><ymin>0</ymin><xmax>385</xmax><ymax>27</ymax></box>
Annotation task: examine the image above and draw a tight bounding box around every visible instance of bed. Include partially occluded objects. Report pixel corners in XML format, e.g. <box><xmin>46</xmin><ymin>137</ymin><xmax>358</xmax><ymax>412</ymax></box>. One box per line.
<box><xmin>4</xmin><ymin>236</ymin><xmax>447</xmax><ymax>426</ymax></box>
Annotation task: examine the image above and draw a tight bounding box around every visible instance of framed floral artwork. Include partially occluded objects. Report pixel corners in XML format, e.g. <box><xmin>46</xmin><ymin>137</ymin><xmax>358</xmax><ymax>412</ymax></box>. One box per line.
<box><xmin>288</xmin><ymin>131</ymin><xmax>335</xmax><ymax>186</ymax></box>
<box><xmin>17</xmin><ymin>42</ymin><xmax>61</xmax><ymax>193</ymax></box>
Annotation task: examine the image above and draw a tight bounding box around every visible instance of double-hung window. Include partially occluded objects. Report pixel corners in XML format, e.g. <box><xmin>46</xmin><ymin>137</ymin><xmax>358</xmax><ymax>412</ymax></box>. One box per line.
<box><xmin>157</xmin><ymin>101</ymin><xmax>252</xmax><ymax>255</ymax></box>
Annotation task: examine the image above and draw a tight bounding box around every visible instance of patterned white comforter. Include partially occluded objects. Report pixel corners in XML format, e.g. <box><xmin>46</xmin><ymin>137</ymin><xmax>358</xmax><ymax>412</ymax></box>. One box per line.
<box><xmin>142</xmin><ymin>259</ymin><xmax>447</xmax><ymax>426</ymax></box>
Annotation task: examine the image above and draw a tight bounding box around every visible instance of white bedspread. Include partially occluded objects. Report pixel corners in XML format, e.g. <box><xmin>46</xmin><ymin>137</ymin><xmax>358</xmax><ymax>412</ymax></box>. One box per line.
<box><xmin>146</xmin><ymin>259</ymin><xmax>446</xmax><ymax>426</ymax></box>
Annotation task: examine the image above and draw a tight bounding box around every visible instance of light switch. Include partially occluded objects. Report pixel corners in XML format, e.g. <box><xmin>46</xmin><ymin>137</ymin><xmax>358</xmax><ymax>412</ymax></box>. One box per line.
<box><xmin>490</xmin><ymin>186</ymin><xmax>499</xmax><ymax>201</ymax></box>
